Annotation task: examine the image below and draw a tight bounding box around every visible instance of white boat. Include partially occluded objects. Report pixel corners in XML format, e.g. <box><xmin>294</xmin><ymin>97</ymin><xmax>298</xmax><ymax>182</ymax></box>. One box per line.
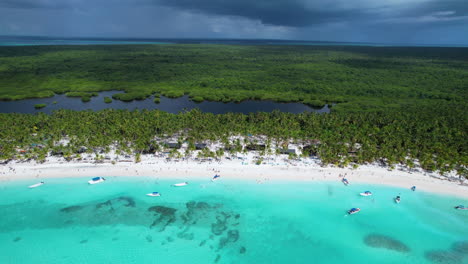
<box><xmin>28</xmin><ymin>181</ymin><xmax>44</xmax><ymax>188</ymax></box>
<box><xmin>395</xmin><ymin>196</ymin><xmax>401</xmax><ymax>204</ymax></box>
<box><xmin>342</xmin><ymin>178</ymin><xmax>349</xmax><ymax>186</ymax></box>
<box><xmin>172</xmin><ymin>182</ymin><xmax>188</xmax><ymax>187</ymax></box>
<box><xmin>212</xmin><ymin>175</ymin><xmax>221</xmax><ymax>182</ymax></box>
<box><xmin>360</xmin><ymin>191</ymin><xmax>372</xmax><ymax>196</ymax></box>
<box><xmin>146</xmin><ymin>192</ymin><xmax>161</xmax><ymax>197</ymax></box>
<box><xmin>348</xmin><ymin>208</ymin><xmax>361</xmax><ymax>215</ymax></box>
<box><xmin>88</xmin><ymin>177</ymin><xmax>105</xmax><ymax>184</ymax></box>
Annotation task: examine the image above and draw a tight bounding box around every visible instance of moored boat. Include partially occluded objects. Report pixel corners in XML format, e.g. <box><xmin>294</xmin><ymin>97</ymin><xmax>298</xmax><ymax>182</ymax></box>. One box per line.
<box><xmin>348</xmin><ymin>208</ymin><xmax>361</xmax><ymax>215</ymax></box>
<box><xmin>411</xmin><ymin>186</ymin><xmax>416</xmax><ymax>191</ymax></box>
<box><xmin>394</xmin><ymin>196</ymin><xmax>401</xmax><ymax>204</ymax></box>
<box><xmin>212</xmin><ymin>174</ymin><xmax>221</xmax><ymax>181</ymax></box>
<box><xmin>454</xmin><ymin>205</ymin><xmax>468</xmax><ymax>210</ymax></box>
<box><xmin>172</xmin><ymin>182</ymin><xmax>188</xmax><ymax>187</ymax></box>
<box><xmin>28</xmin><ymin>181</ymin><xmax>44</xmax><ymax>188</ymax></box>
<box><xmin>146</xmin><ymin>192</ymin><xmax>161</xmax><ymax>197</ymax></box>
<box><xmin>88</xmin><ymin>177</ymin><xmax>105</xmax><ymax>184</ymax></box>
<box><xmin>342</xmin><ymin>178</ymin><xmax>349</xmax><ymax>186</ymax></box>
<box><xmin>360</xmin><ymin>191</ymin><xmax>372</xmax><ymax>196</ymax></box>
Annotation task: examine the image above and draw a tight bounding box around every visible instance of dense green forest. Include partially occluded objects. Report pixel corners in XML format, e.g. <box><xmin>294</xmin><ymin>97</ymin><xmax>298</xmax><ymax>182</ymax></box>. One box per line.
<box><xmin>0</xmin><ymin>105</ymin><xmax>466</xmax><ymax>178</ymax></box>
<box><xmin>0</xmin><ymin>44</ymin><xmax>467</xmax><ymax>111</ymax></box>
<box><xmin>1</xmin><ymin>44</ymin><xmax>466</xmax><ymax>176</ymax></box>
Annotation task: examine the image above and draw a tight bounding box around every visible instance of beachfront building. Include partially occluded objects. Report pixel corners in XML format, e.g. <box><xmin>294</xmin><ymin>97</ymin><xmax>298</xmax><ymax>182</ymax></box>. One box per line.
<box><xmin>246</xmin><ymin>144</ymin><xmax>266</xmax><ymax>151</ymax></box>
<box><xmin>164</xmin><ymin>142</ymin><xmax>181</xmax><ymax>149</ymax></box>
<box><xmin>195</xmin><ymin>143</ymin><xmax>207</xmax><ymax>150</ymax></box>
<box><xmin>279</xmin><ymin>149</ymin><xmax>296</xmax><ymax>155</ymax></box>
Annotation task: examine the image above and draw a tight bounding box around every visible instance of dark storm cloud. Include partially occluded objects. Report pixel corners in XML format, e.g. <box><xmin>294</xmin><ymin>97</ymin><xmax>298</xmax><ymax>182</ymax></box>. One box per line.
<box><xmin>0</xmin><ymin>0</ymin><xmax>139</xmax><ymax>9</ymax></box>
<box><xmin>155</xmin><ymin>0</ymin><xmax>365</xmax><ymax>27</ymax></box>
<box><xmin>415</xmin><ymin>0</ymin><xmax>468</xmax><ymax>15</ymax></box>
<box><xmin>154</xmin><ymin>0</ymin><xmax>468</xmax><ymax>27</ymax></box>
<box><xmin>2</xmin><ymin>0</ymin><xmax>468</xmax><ymax>27</ymax></box>
<box><xmin>0</xmin><ymin>0</ymin><xmax>66</xmax><ymax>9</ymax></box>
<box><xmin>0</xmin><ymin>0</ymin><xmax>467</xmax><ymax>44</ymax></box>
<box><xmin>0</xmin><ymin>0</ymin><xmax>368</xmax><ymax>27</ymax></box>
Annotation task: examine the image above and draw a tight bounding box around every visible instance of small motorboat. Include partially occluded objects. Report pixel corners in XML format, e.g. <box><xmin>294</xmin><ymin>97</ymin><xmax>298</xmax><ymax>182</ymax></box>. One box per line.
<box><xmin>348</xmin><ymin>208</ymin><xmax>361</xmax><ymax>215</ymax></box>
<box><xmin>172</xmin><ymin>182</ymin><xmax>188</xmax><ymax>187</ymax></box>
<box><xmin>342</xmin><ymin>178</ymin><xmax>349</xmax><ymax>186</ymax></box>
<box><xmin>28</xmin><ymin>181</ymin><xmax>44</xmax><ymax>188</ymax></box>
<box><xmin>394</xmin><ymin>196</ymin><xmax>401</xmax><ymax>204</ymax></box>
<box><xmin>88</xmin><ymin>177</ymin><xmax>105</xmax><ymax>184</ymax></box>
<box><xmin>212</xmin><ymin>174</ymin><xmax>221</xmax><ymax>182</ymax></box>
<box><xmin>454</xmin><ymin>205</ymin><xmax>468</xmax><ymax>210</ymax></box>
<box><xmin>146</xmin><ymin>192</ymin><xmax>161</xmax><ymax>197</ymax></box>
<box><xmin>360</xmin><ymin>191</ymin><xmax>372</xmax><ymax>196</ymax></box>
<box><xmin>411</xmin><ymin>186</ymin><xmax>416</xmax><ymax>191</ymax></box>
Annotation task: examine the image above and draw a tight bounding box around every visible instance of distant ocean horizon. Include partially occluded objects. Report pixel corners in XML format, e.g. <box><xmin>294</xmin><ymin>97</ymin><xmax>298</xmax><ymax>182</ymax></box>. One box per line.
<box><xmin>1</xmin><ymin>36</ymin><xmax>467</xmax><ymax>47</ymax></box>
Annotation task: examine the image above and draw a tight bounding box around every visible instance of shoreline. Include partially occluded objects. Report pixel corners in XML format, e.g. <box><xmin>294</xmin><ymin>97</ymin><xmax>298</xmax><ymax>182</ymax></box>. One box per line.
<box><xmin>1</xmin><ymin>155</ymin><xmax>467</xmax><ymax>199</ymax></box>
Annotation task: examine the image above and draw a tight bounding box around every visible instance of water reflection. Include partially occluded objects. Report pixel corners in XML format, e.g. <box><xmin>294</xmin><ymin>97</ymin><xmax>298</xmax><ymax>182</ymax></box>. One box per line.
<box><xmin>0</xmin><ymin>91</ymin><xmax>330</xmax><ymax>114</ymax></box>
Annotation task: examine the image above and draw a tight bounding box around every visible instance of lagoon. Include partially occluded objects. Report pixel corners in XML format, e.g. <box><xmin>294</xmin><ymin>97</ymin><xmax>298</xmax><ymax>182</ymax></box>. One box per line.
<box><xmin>0</xmin><ymin>91</ymin><xmax>328</xmax><ymax>114</ymax></box>
<box><xmin>0</xmin><ymin>177</ymin><xmax>466</xmax><ymax>264</ymax></box>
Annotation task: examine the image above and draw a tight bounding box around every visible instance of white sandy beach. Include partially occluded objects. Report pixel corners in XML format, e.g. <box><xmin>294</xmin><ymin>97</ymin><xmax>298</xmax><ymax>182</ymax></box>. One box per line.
<box><xmin>1</xmin><ymin>153</ymin><xmax>467</xmax><ymax>199</ymax></box>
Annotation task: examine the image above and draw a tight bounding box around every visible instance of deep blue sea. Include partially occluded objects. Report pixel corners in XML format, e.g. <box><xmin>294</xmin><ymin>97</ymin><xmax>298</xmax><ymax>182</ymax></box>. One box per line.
<box><xmin>3</xmin><ymin>36</ymin><xmax>460</xmax><ymax>47</ymax></box>
<box><xmin>1</xmin><ymin>36</ymin><xmax>466</xmax><ymax>47</ymax></box>
<box><xmin>0</xmin><ymin>177</ymin><xmax>467</xmax><ymax>263</ymax></box>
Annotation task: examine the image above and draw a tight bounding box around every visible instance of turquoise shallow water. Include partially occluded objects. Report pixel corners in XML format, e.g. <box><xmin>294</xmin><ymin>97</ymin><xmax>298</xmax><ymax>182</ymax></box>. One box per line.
<box><xmin>0</xmin><ymin>177</ymin><xmax>467</xmax><ymax>264</ymax></box>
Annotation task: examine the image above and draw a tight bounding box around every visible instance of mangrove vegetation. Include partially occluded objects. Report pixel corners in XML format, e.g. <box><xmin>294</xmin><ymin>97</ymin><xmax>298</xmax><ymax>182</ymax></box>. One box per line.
<box><xmin>0</xmin><ymin>44</ymin><xmax>467</xmax><ymax>112</ymax></box>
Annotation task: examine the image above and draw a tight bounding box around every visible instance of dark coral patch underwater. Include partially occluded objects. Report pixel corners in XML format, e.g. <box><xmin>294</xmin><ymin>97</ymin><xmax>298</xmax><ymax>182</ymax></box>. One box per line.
<box><xmin>363</xmin><ymin>234</ymin><xmax>410</xmax><ymax>253</ymax></box>
<box><xmin>425</xmin><ymin>250</ymin><xmax>464</xmax><ymax>264</ymax></box>
<box><xmin>452</xmin><ymin>241</ymin><xmax>468</xmax><ymax>255</ymax></box>
<box><xmin>424</xmin><ymin>240</ymin><xmax>468</xmax><ymax>264</ymax></box>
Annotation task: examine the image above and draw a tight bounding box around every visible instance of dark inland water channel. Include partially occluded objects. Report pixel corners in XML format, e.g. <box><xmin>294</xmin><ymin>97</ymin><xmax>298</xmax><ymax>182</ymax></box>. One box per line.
<box><xmin>0</xmin><ymin>91</ymin><xmax>330</xmax><ymax>114</ymax></box>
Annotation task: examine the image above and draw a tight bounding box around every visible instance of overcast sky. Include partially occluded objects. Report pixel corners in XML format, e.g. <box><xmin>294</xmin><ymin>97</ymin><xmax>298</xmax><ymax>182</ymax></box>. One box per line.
<box><xmin>0</xmin><ymin>0</ymin><xmax>467</xmax><ymax>44</ymax></box>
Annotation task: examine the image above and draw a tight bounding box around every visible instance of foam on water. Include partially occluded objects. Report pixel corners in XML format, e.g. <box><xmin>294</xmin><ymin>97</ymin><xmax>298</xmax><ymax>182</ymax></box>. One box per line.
<box><xmin>0</xmin><ymin>177</ymin><xmax>467</xmax><ymax>264</ymax></box>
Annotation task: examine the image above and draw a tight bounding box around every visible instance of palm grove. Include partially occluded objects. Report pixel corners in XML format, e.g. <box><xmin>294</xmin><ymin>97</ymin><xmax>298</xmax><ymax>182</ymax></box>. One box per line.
<box><xmin>0</xmin><ymin>104</ymin><xmax>466</xmax><ymax>178</ymax></box>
